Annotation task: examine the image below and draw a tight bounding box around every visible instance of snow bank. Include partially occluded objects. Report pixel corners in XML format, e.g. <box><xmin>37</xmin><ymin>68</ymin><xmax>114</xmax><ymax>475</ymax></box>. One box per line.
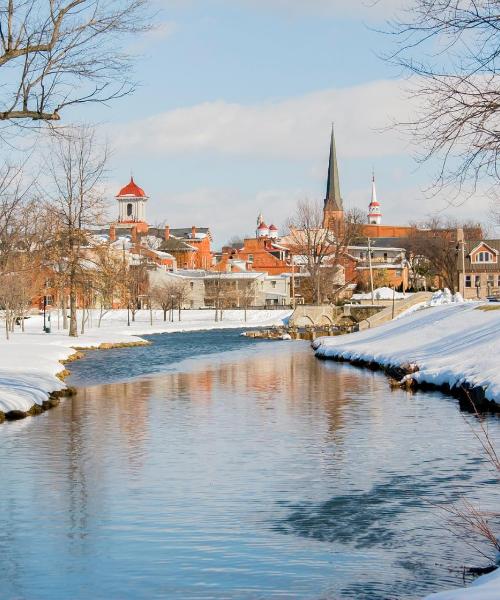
<box><xmin>0</xmin><ymin>309</ymin><xmax>291</xmax><ymax>415</ymax></box>
<box><xmin>424</xmin><ymin>568</ymin><xmax>500</xmax><ymax>600</ymax></box>
<box><xmin>429</xmin><ymin>288</ymin><xmax>465</xmax><ymax>306</ymax></box>
<box><xmin>352</xmin><ymin>286</ymin><xmax>408</xmax><ymax>301</ymax></box>
<box><xmin>313</xmin><ymin>303</ymin><xmax>500</xmax><ymax>404</ymax></box>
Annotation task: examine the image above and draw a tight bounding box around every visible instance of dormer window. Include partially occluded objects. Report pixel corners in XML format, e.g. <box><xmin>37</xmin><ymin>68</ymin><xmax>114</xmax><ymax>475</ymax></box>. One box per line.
<box><xmin>474</xmin><ymin>251</ymin><xmax>494</xmax><ymax>263</ymax></box>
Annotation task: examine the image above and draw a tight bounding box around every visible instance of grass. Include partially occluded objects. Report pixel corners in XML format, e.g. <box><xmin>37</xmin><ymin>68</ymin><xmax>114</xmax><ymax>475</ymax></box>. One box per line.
<box><xmin>476</xmin><ymin>304</ymin><xmax>500</xmax><ymax>312</ymax></box>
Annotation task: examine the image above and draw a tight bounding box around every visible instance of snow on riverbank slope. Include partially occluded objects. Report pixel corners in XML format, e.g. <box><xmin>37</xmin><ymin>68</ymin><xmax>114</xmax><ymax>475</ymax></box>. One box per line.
<box><xmin>0</xmin><ymin>309</ymin><xmax>291</xmax><ymax>414</ymax></box>
<box><xmin>313</xmin><ymin>303</ymin><xmax>500</xmax><ymax>404</ymax></box>
<box><xmin>424</xmin><ymin>568</ymin><xmax>500</xmax><ymax>600</ymax></box>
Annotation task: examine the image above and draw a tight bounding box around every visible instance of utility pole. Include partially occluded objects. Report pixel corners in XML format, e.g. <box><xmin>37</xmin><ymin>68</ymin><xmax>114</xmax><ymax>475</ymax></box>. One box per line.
<box><xmin>367</xmin><ymin>237</ymin><xmax>375</xmax><ymax>304</ymax></box>
<box><xmin>461</xmin><ymin>239</ymin><xmax>466</xmax><ymax>296</ymax></box>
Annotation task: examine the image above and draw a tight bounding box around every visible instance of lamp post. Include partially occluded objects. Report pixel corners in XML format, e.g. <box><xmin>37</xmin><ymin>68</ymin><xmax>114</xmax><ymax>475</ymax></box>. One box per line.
<box><xmin>43</xmin><ymin>295</ymin><xmax>47</xmax><ymax>332</ymax></box>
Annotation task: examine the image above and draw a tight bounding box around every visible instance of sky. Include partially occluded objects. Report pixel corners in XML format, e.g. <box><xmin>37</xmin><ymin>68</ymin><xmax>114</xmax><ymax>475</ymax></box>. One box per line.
<box><xmin>82</xmin><ymin>0</ymin><xmax>492</xmax><ymax>247</ymax></box>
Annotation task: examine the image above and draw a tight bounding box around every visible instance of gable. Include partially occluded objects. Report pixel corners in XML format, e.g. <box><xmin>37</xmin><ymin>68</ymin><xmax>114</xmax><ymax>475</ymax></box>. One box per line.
<box><xmin>469</xmin><ymin>242</ymin><xmax>498</xmax><ymax>264</ymax></box>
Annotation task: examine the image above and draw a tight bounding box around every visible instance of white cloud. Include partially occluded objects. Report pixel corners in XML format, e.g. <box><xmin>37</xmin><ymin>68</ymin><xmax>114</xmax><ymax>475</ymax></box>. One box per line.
<box><xmin>129</xmin><ymin>21</ymin><xmax>177</xmax><ymax>53</ymax></box>
<box><xmin>112</xmin><ymin>79</ymin><xmax>412</xmax><ymax>162</ymax></box>
<box><xmin>238</xmin><ymin>0</ymin><xmax>404</xmax><ymax>19</ymax></box>
<box><xmin>159</xmin><ymin>0</ymin><xmax>404</xmax><ymax>20</ymax></box>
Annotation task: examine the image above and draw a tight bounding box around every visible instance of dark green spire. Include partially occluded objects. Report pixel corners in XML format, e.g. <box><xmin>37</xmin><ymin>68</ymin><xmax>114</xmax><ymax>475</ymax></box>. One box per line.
<box><xmin>325</xmin><ymin>124</ymin><xmax>343</xmax><ymax>211</ymax></box>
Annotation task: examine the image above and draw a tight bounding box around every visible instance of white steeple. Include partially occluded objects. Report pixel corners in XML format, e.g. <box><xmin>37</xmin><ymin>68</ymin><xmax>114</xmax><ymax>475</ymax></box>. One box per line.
<box><xmin>367</xmin><ymin>172</ymin><xmax>382</xmax><ymax>225</ymax></box>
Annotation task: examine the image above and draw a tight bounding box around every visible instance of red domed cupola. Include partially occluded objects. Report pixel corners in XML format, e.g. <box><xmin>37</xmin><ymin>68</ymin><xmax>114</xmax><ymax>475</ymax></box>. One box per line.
<box><xmin>116</xmin><ymin>176</ymin><xmax>149</xmax><ymax>224</ymax></box>
<box><xmin>116</xmin><ymin>177</ymin><xmax>147</xmax><ymax>199</ymax></box>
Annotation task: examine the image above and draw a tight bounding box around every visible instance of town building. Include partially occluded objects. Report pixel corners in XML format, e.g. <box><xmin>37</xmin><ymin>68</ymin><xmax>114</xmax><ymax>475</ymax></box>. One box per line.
<box><xmin>149</xmin><ymin>269</ymin><xmax>292</xmax><ymax>308</ymax></box>
<box><xmin>457</xmin><ymin>238</ymin><xmax>500</xmax><ymax>300</ymax></box>
<box><xmin>94</xmin><ymin>177</ymin><xmax>214</xmax><ymax>271</ymax></box>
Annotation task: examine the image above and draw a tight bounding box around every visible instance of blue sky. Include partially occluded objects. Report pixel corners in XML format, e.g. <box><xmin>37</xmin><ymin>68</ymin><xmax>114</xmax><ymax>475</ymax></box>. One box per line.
<box><xmin>87</xmin><ymin>0</ymin><xmax>492</xmax><ymax>247</ymax></box>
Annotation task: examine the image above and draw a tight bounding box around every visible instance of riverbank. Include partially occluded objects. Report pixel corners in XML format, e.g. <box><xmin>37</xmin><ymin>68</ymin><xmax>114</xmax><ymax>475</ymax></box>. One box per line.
<box><xmin>313</xmin><ymin>302</ymin><xmax>500</xmax><ymax>407</ymax></box>
<box><xmin>313</xmin><ymin>301</ymin><xmax>500</xmax><ymax>600</ymax></box>
<box><xmin>0</xmin><ymin>308</ymin><xmax>291</xmax><ymax>421</ymax></box>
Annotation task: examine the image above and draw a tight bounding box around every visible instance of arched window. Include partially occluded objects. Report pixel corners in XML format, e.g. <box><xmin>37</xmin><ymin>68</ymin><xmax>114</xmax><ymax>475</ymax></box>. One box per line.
<box><xmin>127</xmin><ymin>203</ymin><xmax>133</xmax><ymax>217</ymax></box>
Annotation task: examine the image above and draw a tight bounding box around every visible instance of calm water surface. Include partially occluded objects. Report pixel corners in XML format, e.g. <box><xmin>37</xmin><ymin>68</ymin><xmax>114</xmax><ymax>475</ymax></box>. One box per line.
<box><xmin>0</xmin><ymin>330</ymin><xmax>499</xmax><ymax>600</ymax></box>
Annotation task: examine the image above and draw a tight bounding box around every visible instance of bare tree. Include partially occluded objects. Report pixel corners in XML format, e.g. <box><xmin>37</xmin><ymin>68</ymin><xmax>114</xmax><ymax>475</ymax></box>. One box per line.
<box><xmin>238</xmin><ymin>279</ymin><xmax>257</xmax><ymax>322</ymax></box>
<box><xmin>404</xmin><ymin>217</ymin><xmax>482</xmax><ymax>293</ymax></box>
<box><xmin>90</xmin><ymin>242</ymin><xmax>124</xmax><ymax>327</ymax></box>
<box><xmin>389</xmin><ymin>1</ymin><xmax>500</xmax><ymax>201</ymax></box>
<box><xmin>45</xmin><ymin>126</ymin><xmax>107</xmax><ymax>336</ymax></box>
<box><xmin>285</xmin><ymin>200</ymin><xmax>364</xmax><ymax>304</ymax></box>
<box><xmin>173</xmin><ymin>280</ymin><xmax>189</xmax><ymax>321</ymax></box>
<box><xmin>151</xmin><ymin>278</ymin><xmax>187</xmax><ymax>322</ymax></box>
<box><xmin>0</xmin><ymin>0</ymin><xmax>150</xmax><ymax>124</ymax></box>
<box><xmin>124</xmin><ymin>256</ymin><xmax>148</xmax><ymax>322</ymax></box>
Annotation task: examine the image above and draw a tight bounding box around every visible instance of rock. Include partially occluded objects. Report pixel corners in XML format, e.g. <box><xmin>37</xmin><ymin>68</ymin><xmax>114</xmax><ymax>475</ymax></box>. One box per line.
<box><xmin>56</xmin><ymin>369</ymin><xmax>71</xmax><ymax>381</ymax></box>
<box><xmin>0</xmin><ymin>411</ymin><xmax>5</xmax><ymax>424</ymax></box>
<box><xmin>5</xmin><ymin>410</ymin><xmax>28</xmax><ymax>421</ymax></box>
<box><xmin>28</xmin><ymin>404</ymin><xmax>44</xmax><ymax>416</ymax></box>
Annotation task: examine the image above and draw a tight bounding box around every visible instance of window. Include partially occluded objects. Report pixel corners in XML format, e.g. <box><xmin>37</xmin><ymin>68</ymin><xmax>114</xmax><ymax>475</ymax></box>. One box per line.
<box><xmin>475</xmin><ymin>275</ymin><xmax>481</xmax><ymax>287</ymax></box>
<box><xmin>248</xmin><ymin>254</ymin><xmax>254</xmax><ymax>263</ymax></box>
<box><xmin>487</xmin><ymin>275</ymin><xmax>494</xmax><ymax>287</ymax></box>
<box><xmin>383</xmin><ymin>252</ymin><xmax>388</xmax><ymax>261</ymax></box>
<box><xmin>127</xmin><ymin>203</ymin><xmax>133</xmax><ymax>217</ymax></box>
<box><xmin>271</xmin><ymin>281</ymin><xmax>277</xmax><ymax>288</ymax></box>
<box><xmin>360</xmin><ymin>252</ymin><xmax>365</xmax><ymax>260</ymax></box>
<box><xmin>190</xmin><ymin>281</ymin><xmax>194</xmax><ymax>289</ymax></box>
<box><xmin>465</xmin><ymin>275</ymin><xmax>472</xmax><ymax>288</ymax></box>
<box><xmin>498</xmin><ymin>275</ymin><xmax>500</xmax><ymax>287</ymax></box>
<box><xmin>473</xmin><ymin>251</ymin><xmax>494</xmax><ymax>263</ymax></box>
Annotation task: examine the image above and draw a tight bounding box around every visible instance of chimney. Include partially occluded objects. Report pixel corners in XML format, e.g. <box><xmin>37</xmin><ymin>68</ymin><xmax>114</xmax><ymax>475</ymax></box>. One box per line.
<box><xmin>164</xmin><ymin>224</ymin><xmax>170</xmax><ymax>240</ymax></box>
<box><xmin>131</xmin><ymin>226</ymin><xmax>137</xmax><ymax>244</ymax></box>
<box><xmin>191</xmin><ymin>225</ymin><xmax>196</xmax><ymax>238</ymax></box>
<box><xmin>456</xmin><ymin>227</ymin><xmax>464</xmax><ymax>243</ymax></box>
<box><xmin>109</xmin><ymin>224</ymin><xmax>116</xmax><ymax>242</ymax></box>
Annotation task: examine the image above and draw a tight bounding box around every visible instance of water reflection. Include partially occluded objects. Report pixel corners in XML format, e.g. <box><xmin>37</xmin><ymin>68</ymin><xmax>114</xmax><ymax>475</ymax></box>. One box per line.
<box><xmin>0</xmin><ymin>335</ymin><xmax>498</xmax><ymax>600</ymax></box>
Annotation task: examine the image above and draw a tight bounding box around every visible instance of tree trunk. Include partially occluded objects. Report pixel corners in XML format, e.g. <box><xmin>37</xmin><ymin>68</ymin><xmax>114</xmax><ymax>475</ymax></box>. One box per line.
<box><xmin>61</xmin><ymin>288</ymin><xmax>68</xmax><ymax>330</ymax></box>
<box><xmin>163</xmin><ymin>307</ymin><xmax>167</xmax><ymax>321</ymax></box>
<box><xmin>69</xmin><ymin>273</ymin><xmax>78</xmax><ymax>337</ymax></box>
<box><xmin>5</xmin><ymin>307</ymin><xmax>10</xmax><ymax>340</ymax></box>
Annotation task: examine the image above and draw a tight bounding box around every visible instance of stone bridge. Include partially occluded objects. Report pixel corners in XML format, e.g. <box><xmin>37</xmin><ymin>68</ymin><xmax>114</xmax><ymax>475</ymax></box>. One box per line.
<box><xmin>288</xmin><ymin>304</ymin><xmax>383</xmax><ymax>328</ymax></box>
<box><xmin>288</xmin><ymin>292</ymin><xmax>433</xmax><ymax>330</ymax></box>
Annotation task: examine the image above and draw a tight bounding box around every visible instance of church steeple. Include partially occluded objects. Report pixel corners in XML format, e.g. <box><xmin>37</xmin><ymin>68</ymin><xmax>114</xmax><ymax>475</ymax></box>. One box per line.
<box><xmin>323</xmin><ymin>125</ymin><xmax>344</xmax><ymax>229</ymax></box>
<box><xmin>325</xmin><ymin>125</ymin><xmax>343</xmax><ymax>212</ymax></box>
<box><xmin>368</xmin><ymin>171</ymin><xmax>382</xmax><ymax>225</ymax></box>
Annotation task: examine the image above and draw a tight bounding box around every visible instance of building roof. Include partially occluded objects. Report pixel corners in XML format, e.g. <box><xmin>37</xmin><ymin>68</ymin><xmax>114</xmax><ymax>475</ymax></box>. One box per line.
<box><xmin>147</xmin><ymin>227</ymin><xmax>211</xmax><ymax>241</ymax></box>
<box><xmin>461</xmin><ymin>239</ymin><xmax>500</xmax><ymax>272</ymax></box>
<box><xmin>324</xmin><ymin>125</ymin><xmax>343</xmax><ymax>212</ymax></box>
<box><xmin>116</xmin><ymin>177</ymin><xmax>147</xmax><ymax>198</ymax></box>
<box><xmin>160</xmin><ymin>238</ymin><xmax>197</xmax><ymax>253</ymax></box>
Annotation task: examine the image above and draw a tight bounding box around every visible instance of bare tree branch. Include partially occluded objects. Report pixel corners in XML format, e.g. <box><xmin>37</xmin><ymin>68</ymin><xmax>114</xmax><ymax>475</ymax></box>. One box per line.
<box><xmin>0</xmin><ymin>0</ymin><xmax>151</xmax><ymax>124</ymax></box>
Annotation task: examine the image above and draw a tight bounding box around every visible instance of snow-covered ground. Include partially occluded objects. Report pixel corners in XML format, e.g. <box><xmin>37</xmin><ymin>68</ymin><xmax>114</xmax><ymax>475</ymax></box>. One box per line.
<box><xmin>352</xmin><ymin>286</ymin><xmax>410</xmax><ymax>301</ymax></box>
<box><xmin>0</xmin><ymin>309</ymin><xmax>291</xmax><ymax>415</ymax></box>
<box><xmin>313</xmin><ymin>301</ymin><xmax>500</xmax><ymax>404</ymax></box>
<box><xmin>424</xmin><ymin>568</ymin><xmax>500</xmax><ymax>600</ymax></box>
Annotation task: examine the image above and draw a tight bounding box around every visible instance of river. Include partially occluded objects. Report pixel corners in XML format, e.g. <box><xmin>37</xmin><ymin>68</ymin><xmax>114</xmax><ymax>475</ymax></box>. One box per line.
<box><xmin>0</xmin><ymin>329</ymin><xmax>499</xmax><ymax>600</ymax></box>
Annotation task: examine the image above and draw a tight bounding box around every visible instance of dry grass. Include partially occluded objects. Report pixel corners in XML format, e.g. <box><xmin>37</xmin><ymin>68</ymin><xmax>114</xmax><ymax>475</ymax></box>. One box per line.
<box><xmin>476</xmin><ymin>305</ymin><xmax>500</xmax><ymax>311</ymax></box>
